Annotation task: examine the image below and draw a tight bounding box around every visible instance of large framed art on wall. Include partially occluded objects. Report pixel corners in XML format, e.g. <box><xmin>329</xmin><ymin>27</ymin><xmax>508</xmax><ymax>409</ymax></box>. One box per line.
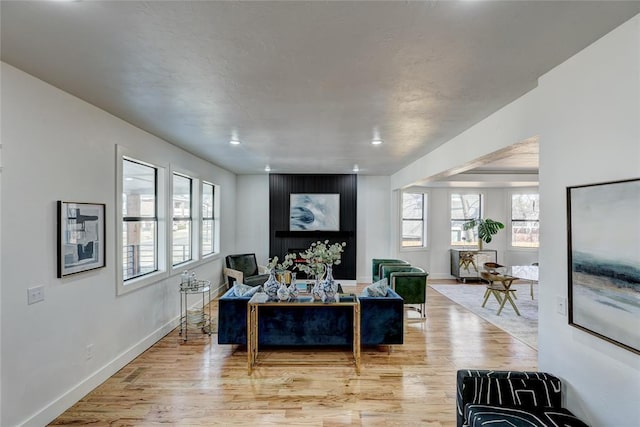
<box><xmin>566</xmin><ymin>178</ymin><xmax>640</xmax><ymax>354</ymax></box>
<box><xmin>290</xmin><ymin>193</ymin><xmax>340</xmax><ymax>231</ymax></box>
<box><xmin>57</xmin><ymin>201</ymin><xmax>106</xmax><ymax>278</ymax></box>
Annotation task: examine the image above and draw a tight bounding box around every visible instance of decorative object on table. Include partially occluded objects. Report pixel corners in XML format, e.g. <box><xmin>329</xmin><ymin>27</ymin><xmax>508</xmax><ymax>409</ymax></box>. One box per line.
<box><xmin>57</xmin><ymin>201</ymin><xmax>106</xmax><ymax>278</ymax></box>
<box><xmin>277</xmin><ymin>282</ymin><xmax>290</xmax><ymax>301</ymax></box>
<box><xmin>289</xmin><ymin>193</ymin><xmax>340</xmax><ymax>231</ymax></box>
<box><xmin>311</xmin><ymin>279</ymin><xmax>325</xmax><ymax>301</ymax></box>
<box><xmin>567</xmin><ymin>177</ymin><xmax>640</xmax><ymax>354</ymax></box>
<box><xmin>287</xmin><ymin>272</ymin><xmax>299</xmax><ymax>299</ymax></box>
<box><xmin>462</xmin><ymin>218</ymin><xmax>504</xmax><ymax>250</ymax></box>
<box><xmin>321</xmin><ymin>265</ymin><xmax>339</xmax><ymax>302</ymax></box>
<box><xmin>262</xmin><ymin>269</ymin><xmax>280</xmax><ymax>298</ymax></box>
<box><xmin>297</xmin><ymin>240</ymin><xmax>346</xmax><ymax>300</ymax></box>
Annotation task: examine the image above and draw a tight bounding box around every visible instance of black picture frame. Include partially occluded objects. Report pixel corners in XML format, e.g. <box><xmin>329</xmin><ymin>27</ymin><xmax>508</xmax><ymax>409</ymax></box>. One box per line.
<box><xmin>57</xmin><ymin>201</ymin><xmax>106</xmax><ymax>278</ymax></box>
<box><xmin>567</xmin><ymin>178</ymin><xmax>640</xmax><ymax>354</ymax></box>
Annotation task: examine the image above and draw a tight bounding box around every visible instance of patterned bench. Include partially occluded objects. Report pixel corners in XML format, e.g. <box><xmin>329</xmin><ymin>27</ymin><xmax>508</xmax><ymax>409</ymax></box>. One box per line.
<box><xmin>456</xmin><ymin>370</ymin><xmax>589</xmax><ymax>427</ymax></box>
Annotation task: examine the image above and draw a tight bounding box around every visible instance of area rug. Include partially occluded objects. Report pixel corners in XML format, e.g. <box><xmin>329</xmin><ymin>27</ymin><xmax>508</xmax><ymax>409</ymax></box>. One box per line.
<box><xmin>430</xmin><ymin>283</ymin><xmax>538</xmax><ymax>349</ymax></box>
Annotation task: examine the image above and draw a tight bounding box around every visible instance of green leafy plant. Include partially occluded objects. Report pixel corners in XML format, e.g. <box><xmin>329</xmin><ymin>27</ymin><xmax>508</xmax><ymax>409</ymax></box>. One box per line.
<box><xmin>266</xmin><ymin>252</ymin><xmax>297</xmax><ymax>271</ymax></box>
<box><xmin>463</xmin><ymin>218</ymin><xmax>504</xmax><ymax>249</ymax></box>
<box><xmin>296</xmin><ymin>240</ymin><xmax>346</xmax><ymax>279</ymax></box>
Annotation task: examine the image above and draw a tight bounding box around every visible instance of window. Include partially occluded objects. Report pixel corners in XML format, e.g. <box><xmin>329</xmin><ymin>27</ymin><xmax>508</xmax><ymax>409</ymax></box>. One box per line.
<box><xmin>122</xmin><ymin>159</ymin><xmax>158</xmax><ymax>281</ymax></box>
<box><xmin>172</xmin><ymin>173</ymin><xmax>193</xmax><ymax>265</ymax></box>
<box><xmin>402</xmin><ymin>192</ymin><xmax>427</xmax><ymax>247</ymax></box>
<box><xmin>202</xmin><ymin>182</ymin><xmax>215</xmax><ymax>256</ymax></box>
<box><xmin>451</xmin><ymin>193</ymin><xmax>482</xmax><ymax>245</ymax></box>
<box><xmin>511</xmin><ymin>193</ymin><xmax>539</xmax><ymax>248</ymax></box>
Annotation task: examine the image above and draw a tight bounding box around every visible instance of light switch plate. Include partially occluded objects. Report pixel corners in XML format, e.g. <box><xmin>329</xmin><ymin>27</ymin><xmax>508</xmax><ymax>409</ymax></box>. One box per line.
<box><xmin>556</xmin><ymin>296</ymin><xmax>567</xmax><ymax>316</ymax></box>
<box><xmin>28</xmin><ymin>286</ymin><xmax>45</xmax><ymax>305</ymax></box>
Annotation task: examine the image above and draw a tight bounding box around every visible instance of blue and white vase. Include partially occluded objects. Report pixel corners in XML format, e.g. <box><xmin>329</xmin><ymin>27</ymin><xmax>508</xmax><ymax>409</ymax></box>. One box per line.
<box><xmin>311</xmin><ymin>278</ymin><xmax>324</xmax><ymax>301</ymax></box>
<box><xmin>321</xmin><ymin>264</ymin><xmax>339</xmax><ymax>302</ymax></box>
<box><xmin>287</xmin><ymin>272</ymin><xmax>299</xmax><ymax>300</ymax></box>
<box><xmin>263</xmin><ymin>269</ymin><xmax>280</xmax><ymax>299</ymax></box>
<box><xmin>277</xmin><ymin>282</ymin><xmax>290</xmax><ymax>301</ymax></box>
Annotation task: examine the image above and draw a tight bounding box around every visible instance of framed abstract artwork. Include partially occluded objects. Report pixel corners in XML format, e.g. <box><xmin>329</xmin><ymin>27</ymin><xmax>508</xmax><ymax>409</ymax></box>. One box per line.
<box><xmin>567</xmin><ymin>178</ymin><xmax>640</xmax><ymax>354</ymax></box>
<box><xmin>57</xmin><ymin>201</ymin><xmax>106</xmax><ymax>278</ymax></box>
<box><xmin>290</xmin><ymin>193</ymin><xmax>340</xmax><ymax>231</ymax></box>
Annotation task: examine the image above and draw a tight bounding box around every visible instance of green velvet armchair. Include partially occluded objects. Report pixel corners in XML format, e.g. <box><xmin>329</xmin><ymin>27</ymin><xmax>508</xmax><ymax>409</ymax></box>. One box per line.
<box><xmin>380</xmin><ymin>264</ymin><xmax>428</xmax><ymax>318</ymax></box>
<box><xmin>371</xmin><ymin>258</ymin><xmax>410</xmax><ymax>282</ymax></box>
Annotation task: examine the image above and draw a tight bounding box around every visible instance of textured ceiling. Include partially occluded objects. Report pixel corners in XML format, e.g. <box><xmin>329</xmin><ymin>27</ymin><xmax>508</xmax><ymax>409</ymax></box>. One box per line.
<box><xmin>1</xmin><ymin>1</ymin><xmax>638</xmax><ymax>176</ymax></box>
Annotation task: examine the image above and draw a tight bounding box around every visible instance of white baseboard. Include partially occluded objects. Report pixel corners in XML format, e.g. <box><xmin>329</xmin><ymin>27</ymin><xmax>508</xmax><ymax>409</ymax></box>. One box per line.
<box><xmin>20</xmin><ymin>316</ymin><xmax>178</xmax><ymax>427</ymax></box>
<box><xmin>428</xmin><ymin>273</ymin><xmax>456</xmax><ymax>281</ymax></box>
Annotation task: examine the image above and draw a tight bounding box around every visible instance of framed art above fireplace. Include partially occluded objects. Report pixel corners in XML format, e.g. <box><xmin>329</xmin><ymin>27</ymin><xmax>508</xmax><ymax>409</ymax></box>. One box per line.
<box><xmin>290</xmin><ymin>193</ymin><xmax>340</xmax><ymax>231</ymax></box>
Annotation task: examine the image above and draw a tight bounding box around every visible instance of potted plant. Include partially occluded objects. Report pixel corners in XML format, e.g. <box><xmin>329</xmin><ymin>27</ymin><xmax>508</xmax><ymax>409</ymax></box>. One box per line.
<box><xmin>463</xmin><ymin>218</ymin><xmax>504</xmax><ymax>250</ymax></box>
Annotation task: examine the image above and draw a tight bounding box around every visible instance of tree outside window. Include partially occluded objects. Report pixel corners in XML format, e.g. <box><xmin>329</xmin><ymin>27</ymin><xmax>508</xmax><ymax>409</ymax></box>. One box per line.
<box><xmin>451</xmin><ymin>193</ymin><xmax>482</xmax><ymax>245</ymax></box>
<box><xmin>402</xmin><ymin>192</ymin><xmax>427</xmax><ymax>248</ymax></box>
<box><xmin>511</xmin><ymin>193</ymin><xmax>539</xmax><ymax>248</ymax></box>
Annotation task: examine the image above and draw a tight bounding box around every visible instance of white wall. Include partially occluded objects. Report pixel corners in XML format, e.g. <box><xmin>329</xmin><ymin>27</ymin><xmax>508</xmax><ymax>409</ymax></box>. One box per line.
<box><xmin>356</xmin><ymin>176</ymin><xmax>391</xmax><ymax>282</ymax></box>
<box><xmin>537</xmin><ymin>15</ymin><xmax>640</xmax><ymax>426</ymax></box>
<box><xmin>235</xmin><ymin>175</ymin><xmax>270</xmax><ymax>265</ymax></box>
<box><xmin>0</xmin><ymin>63</ymin><xmax>237</xmax><ymax>426</ymax></box>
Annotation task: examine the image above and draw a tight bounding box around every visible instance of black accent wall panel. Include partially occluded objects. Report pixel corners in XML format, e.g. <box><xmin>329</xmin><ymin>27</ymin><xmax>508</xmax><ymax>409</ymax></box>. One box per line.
<box><xmin>269</xmin><ymin>174</ymin><xmax>357</xmax><ymax>279</ymax></box>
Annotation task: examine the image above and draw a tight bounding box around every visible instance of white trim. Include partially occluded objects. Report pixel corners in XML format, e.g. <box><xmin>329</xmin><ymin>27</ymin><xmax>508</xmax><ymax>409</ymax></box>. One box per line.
<box><xmin>507</xmin><ymin>188</ymin><xmax>540</xmax><ymax>250</ymax></box>
<box><xmin>116</xmin><ymin>145</ymin><xmax>168</xmax><ymax>295</ymax></box>
<box><xmin>19</xmin><ymin>317</ymin><xmax>179</xmax><ymax>427</ymax></box>
<box><xmin>399</xmin><ymin>188</ymin><xmax>430</xmax><ymax>251</ymax></box>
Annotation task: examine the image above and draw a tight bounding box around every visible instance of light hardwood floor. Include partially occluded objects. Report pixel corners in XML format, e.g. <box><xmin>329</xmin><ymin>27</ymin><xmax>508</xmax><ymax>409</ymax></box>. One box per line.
<box><xmin>51</xmin><ymin>286</ymin><xmax>537</xmax><ymax>426</ymax></box>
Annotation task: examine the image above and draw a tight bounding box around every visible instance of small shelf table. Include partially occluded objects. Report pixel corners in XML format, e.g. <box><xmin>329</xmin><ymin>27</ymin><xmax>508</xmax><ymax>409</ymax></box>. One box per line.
<box><xmin>179</xmin><ymin>280</ymin><xmax>212</xmax><ymax>342</ymax></box>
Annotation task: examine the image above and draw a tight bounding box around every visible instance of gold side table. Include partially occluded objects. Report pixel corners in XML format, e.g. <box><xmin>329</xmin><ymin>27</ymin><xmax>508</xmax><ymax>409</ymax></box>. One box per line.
<box><xmin>247</xmin><ymin>293</ymin><xmax>360</xmax><ymax>375</ymax></box>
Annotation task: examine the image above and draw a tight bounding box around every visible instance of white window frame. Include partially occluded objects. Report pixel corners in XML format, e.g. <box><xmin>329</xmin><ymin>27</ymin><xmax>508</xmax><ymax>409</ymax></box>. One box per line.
<box><xmin>400</xmin><ymin>189</ymin><xmax>429</xmax><ymax>250</ymax></box>
<box><xmin>509</xmin><ymin>189</ymin><xmax>540</xmax><ymax>250</ymax></box>
<box><xmin>450</xmin><ymin>191</ymin><xmax>484</xmax><ymax>247</ymax></box>
<box><xmin>116</xmin><ymin>145</ymin><xmax>167</xmax><ymax>295</ymax></box>
<box><xmin>201</xmin><ymin>181</ymin><xmax>218</xmax><ymax>258</ymax></box>
<box><xmin>171</xmin><ymin>171</ymin><xmax>196</xmax><ymax>267</ymax></box>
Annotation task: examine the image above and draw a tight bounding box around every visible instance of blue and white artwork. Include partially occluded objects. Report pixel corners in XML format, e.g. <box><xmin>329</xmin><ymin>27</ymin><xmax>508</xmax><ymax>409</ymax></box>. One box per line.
<box><xmin>290</xmin><ymin>194</ymin><xmax>340</xmax><ymax>231</ymax></box>
<box><xmin>568</xmin><ymin>178</ymin><xmax>640</xmax><ymax>354</ymax></box>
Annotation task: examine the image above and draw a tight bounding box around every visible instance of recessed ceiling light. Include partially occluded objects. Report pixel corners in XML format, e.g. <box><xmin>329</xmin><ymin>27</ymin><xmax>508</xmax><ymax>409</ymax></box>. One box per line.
<box><xmin>265</xmin><ymin>165</ymin><xmax>271</xmax><ymax>172</ymax></box>
<box><xmin>352</xmin><ymin>164</ymin><xmax>359</xmax><ymax>172</ymax></box>
<box><xmin>371</xmin><ymin>139</ymin><xmax>383</xmax><ymax>145</ymax></box>
<box><xmin>229</xmin><ymin>139</ymin><xmax>240</xmax><ymax>145</ymax></box>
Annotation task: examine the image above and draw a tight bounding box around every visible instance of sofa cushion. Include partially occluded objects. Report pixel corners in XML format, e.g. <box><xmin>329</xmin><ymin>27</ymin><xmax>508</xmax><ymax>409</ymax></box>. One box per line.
<box><xmin>231</xmin><ymin>283</ymin><xmax>262</xmax><ymax>297</ymax></box>
<box><xmin>464</xmin><ymin>404</ymin><xmax>589</xmax><ymax>427</ymax></box>
<box><xmin>361</xmin><ymin>278</ymin><xmax>389</xmax><ymax>297</ymax></box>
<box><xmin>462</xmin><ymin>377</ymin><xmax>562</xmax><ymax>409</ymax></box>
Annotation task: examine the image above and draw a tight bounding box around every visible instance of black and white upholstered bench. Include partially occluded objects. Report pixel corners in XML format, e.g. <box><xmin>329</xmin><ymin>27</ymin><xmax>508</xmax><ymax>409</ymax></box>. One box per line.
<box><xmin>456</xmin><ymin>369</ymin><xmax>589</xmax><ymax>427</ymax></box>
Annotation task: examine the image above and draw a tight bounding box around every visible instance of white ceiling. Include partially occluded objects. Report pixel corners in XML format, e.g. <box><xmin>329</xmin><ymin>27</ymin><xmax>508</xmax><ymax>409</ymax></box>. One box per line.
<box><xmin>2</xmin><ymin>1</ymin><xmax>638</xmax><ymax>178</ymax></box>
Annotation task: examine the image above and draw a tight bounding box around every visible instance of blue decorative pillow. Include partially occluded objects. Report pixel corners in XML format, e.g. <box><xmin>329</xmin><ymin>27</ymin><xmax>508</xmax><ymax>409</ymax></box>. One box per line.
<box><xmin>232</xmin><ymin>283</ymin><xmax>262</xmax><ymax>297</ymax></box>
<box><xmin>361</xmin><ymin>278</ymin><xmax>389</xmax><ymax>297</ymax></box>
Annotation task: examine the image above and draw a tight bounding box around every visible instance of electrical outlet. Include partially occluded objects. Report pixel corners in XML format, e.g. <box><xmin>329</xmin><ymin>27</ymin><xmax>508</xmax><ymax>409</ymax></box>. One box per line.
<box><xmin>86</xmin><ymin>344</ymin><xmax>95</xmax><ymax>360</ymax></box>
<box><xmin>556</xmin><ymin>296</ymin><xmax>567</xmax><ymax>316</ymax></box>
<box><xmin>27</xmin><ymin>286</ymin><xmax>45</xmax><ymax>305</ymax></box>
